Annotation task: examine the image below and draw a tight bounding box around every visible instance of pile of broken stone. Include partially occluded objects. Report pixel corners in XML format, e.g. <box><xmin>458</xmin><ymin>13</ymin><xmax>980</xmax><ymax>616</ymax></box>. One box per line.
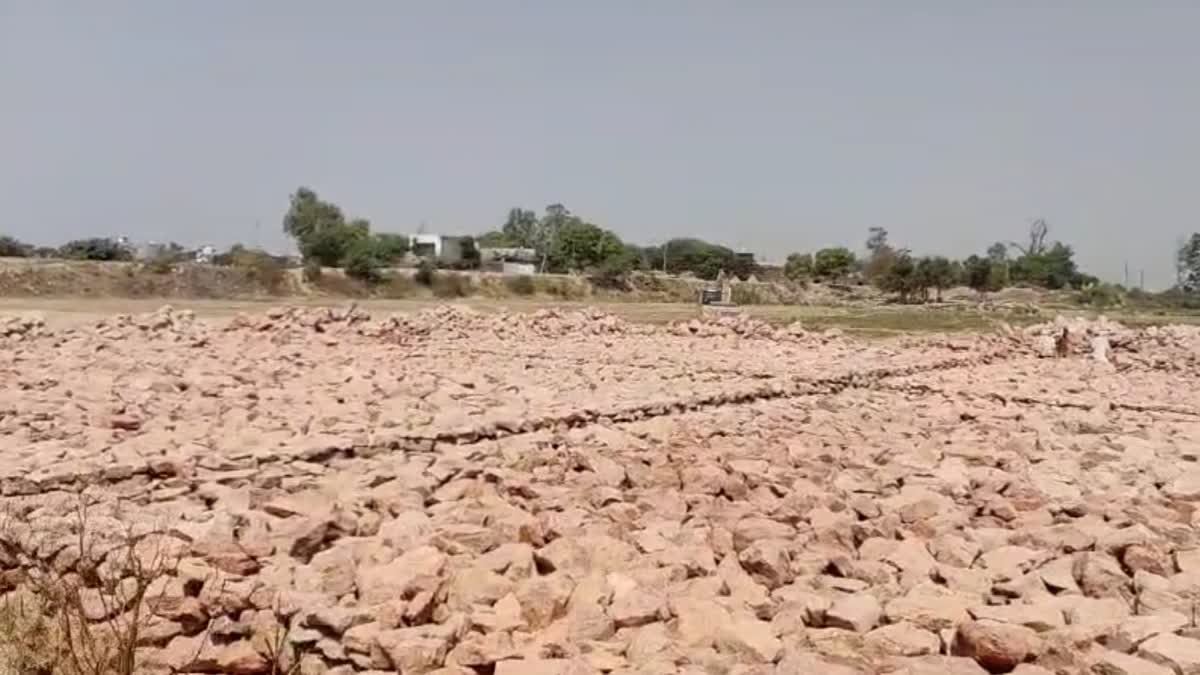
<box><xmin>0</xmin><ymin>306</ymin><xmax>1196</xmax><ymax>674</ymax></box>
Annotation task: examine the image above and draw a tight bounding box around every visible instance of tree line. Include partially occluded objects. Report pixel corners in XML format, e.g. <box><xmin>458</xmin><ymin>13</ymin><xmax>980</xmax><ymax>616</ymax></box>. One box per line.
<box><xmin>781</xmin><ymin>219</ymin><xmax>1101</xmax><ymax>303</ymax></box>
<box><xmin>4</xmin><ymin>186</ymin><xmax>1200</xmax><ymax>306</ymax></box>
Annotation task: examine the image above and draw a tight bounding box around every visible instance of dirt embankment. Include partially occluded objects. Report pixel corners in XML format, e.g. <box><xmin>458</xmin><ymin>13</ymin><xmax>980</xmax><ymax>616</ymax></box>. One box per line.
<box><xmin>0</xmin><ymin>257</ymin><xmax>885</xmax><ymax>305</ymax></box>
<box><xmin>0</xmin><ymin>258</ymin><xmax>301</xmax><ymax>298</ymax></box>
<box><xmin>1</xmin><ymin>305</ymin><xmax>1200</xmax><ymax>673</ymax></box>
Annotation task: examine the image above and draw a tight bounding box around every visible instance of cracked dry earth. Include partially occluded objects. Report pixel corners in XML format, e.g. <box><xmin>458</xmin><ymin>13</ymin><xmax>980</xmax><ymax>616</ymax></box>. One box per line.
<box><xmin>2</xmin><ymin>306</ymin><xmax>1200</xmax><ymax>675</ymax></box>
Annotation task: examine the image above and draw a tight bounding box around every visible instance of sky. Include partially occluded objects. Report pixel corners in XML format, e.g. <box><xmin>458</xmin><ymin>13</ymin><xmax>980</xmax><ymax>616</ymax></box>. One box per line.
<box><xmin>2</xmin><ymin>2</ymin><xmax>1198</xmax><ymax>288</ymax></box>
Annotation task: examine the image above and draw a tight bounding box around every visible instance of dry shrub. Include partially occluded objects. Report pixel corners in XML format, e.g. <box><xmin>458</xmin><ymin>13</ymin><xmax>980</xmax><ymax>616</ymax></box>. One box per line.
<box><xmin>503</xmin><ymin>275</ymin><xmax>536</xmax><ymax>296</ymax></box>
<box><xmin>0</xmin><ymin>495</ymin><xmax>187</xmax><ymax>675</ymax></box>
<box><xmin>227</xmin><ymin>249</ymin><xmax>288</xmax><ymax>295</ymax></box>
<box><xmin>312</xmin><ymin>272</ymin><xmax>371</xmax><ymax>298</ymax></box>
<box><xmin>302</xmin><ymin>260</ymin><xmax>323</xmax><ymax>283</ymax></box>
<box><xmin>534</xmin><ymin>276</ymin><xmax>587</xmax><ymax>300</ymax></box>
<box><xmin>143</xmin><ymin>255</ymin><xmax>175</xmax><ymax>276</ymax></box>
<box><xmin>0</xmin><ymin>590</ymin><xmax>59</xmax><ymax>674</ymax></box>
<box><xmin>379</xmin><ymin>274</ymin><xmax>417</xmax><ymax>299</ymax></box>
<box><xmin>731</xmin><ymin>284</ymin><xmax>767</xmax><ymax>305</ymax></box>
<box><xmin>432</xmin><ymin>272</ymin><xmax>473</xmax><ymax>299</ymax></box>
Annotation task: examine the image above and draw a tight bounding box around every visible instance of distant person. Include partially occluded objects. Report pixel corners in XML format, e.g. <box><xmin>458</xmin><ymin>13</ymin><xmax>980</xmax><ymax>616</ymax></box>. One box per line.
<box><xmin>1055</xmin><ymin>327</ymin><xmax>1070</xmax><ymax>357</ymax></box>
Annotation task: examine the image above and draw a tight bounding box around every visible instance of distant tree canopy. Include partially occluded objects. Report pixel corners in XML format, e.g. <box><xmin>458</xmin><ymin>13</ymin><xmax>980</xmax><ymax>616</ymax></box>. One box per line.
<box><xmin>862</xmin><ymin>227</ymin><xmax>900</xmax><ymax>281</ymax></box>
<box><xmin>548</xmin><ymin>219</ymin><xmax>625</xmax><ymax>273</ymax></box>
<box><xmin>812</xmin><ymin>247</ymin><xmax>857</xmax><ymax>280</ymax></box>
<box><xmin>491</xmin><ymin>205</ymin><xmax>756</xmax><ymax>280</ymax></box>
<box><xmin>661</xmin><ymin>238</ymin><xmax>755</xmax><ymax>280</ymax></box>
<box><xmin>1177</xmin><ymin>233</ymin><xmax>1200</xmax><ymax>292</ymax></box>
<box><xmin>916</xmin><ymin>256</ymin><xmax>957</xmax><ymax>301</ymax></box>
<box><xmin>373</xmin><ymin>233</ymin><xmax>411</xmax><ymax>263</ymax></box>
<box><xmin>1010</xmin><ymin>241</ymin><xmax>1083</xmax><ymax>289</ymax></box>
<box><xmin>58</xmin><ymin>238</ymin><xmax>132</xmax><ymax>262</ymax></box>
<box><xmin>281</xmin><ymin>186</ymin><xmax>411</xmax><ymax>281</ymax></box>
<box><xmin>0</xmin><ymin>235</ymin><xmax>32</xmax><ymax>257</ymax></box>
<box><xmin>283</xmin><ymin>188</ymin><xmax>367</xmax><ymax>267</ymax></box>
<box><xmin>476</xmin><ymin>230</ymin><xmax>514</xmax><ymax>248</ymax></box>
<box><xmin>783</xmin><ymin>252</ymin><xmax>813</xmax><ymax>280</ymax></box>
<box><xmin>963</xmin><ymin>254</ymin><xmax>1007</xmax><ymax>293</ymax></box>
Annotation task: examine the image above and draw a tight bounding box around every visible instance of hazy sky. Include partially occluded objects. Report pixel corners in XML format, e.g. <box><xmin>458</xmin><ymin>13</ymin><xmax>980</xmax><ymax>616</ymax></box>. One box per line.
<box><xmin>3</xmin><ymin>2</ymin><xmax>1198</xmax><ymax>287</ymax></box>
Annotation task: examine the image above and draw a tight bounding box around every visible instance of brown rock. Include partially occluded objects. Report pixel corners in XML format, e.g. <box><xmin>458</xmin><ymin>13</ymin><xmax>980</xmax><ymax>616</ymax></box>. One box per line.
<box><xmin>1107</xmin><ymin>611</ymin><xmax>1189</xmax><ymax>653</ymax></box>
<box><xmin>715</xmin><ymin>612</ymin><xmax>782</xmax><ymax>663</ymax></box>
<box><xmin>375</xmin><ymin>627</ymin><xmax>452</xmax><ymax>673</ymax></box>
<box><xmin>825</xmin><ymin>593</ymin><xmax>883</xmax><ymax>633</ymax></box>
<box><xmin>1075</xmin><ymin>552</ymin><xmax>1133</xmax><ymax>601</ymax></box>
<box><xmin>968</xmin><ymin>603</ymin><xmax>1065</xmax><ymax>632</ymax></box>
<box><xmin>1090</xmin><ymin>648</ymin><xmax>1174</xmax><ymax>675</ymax></box>
<box><xmin>514</xmin><ymin>573</ymin><xmax>573</xmax><ymax>630</ymax></box>
<box><xmin>671</xmin><ymin>596</ymin><xmax>730</xmax><ymax>648</ymax></box>
<box><xmin>885</xmin><ymin>656</ymin><xmax>990</xmax><ymax>675</ymax></box>
<box><xmin>952</xmin><ymin>619</ymin><xmax>1042</xmax><ymax>673</ymax></box>
<box><xmin>447</xmin><ymin>631</ymin><xmax>518</xmax><ymax>667</ymax></box>
<box><xmin>1123</xmin><ymin>545</ymin><xmax>1173</xmax><ymax>577</ymax></box>
<box><xmin>356</xmin><ymin>545</ymin><xmax>447</xmax><ymax>605</ymax></box>
<box><xmin>777</xmin><ymin>650</ymin><xmax>869</xmax><ymax>674</ymax></box>
<box><xmin>864</xmin><ymin>622</ymin><xmax>941</xmax><ymax>656</ymax></box>
<box><xmin>1137</xmin><ymin>633</ymin><xmax>1200</xmax><ymax>674</ymax></box>
<box><xmin>738</xmin><ymin>539</ymin><xmax>793</xmax><ymax>589</ymax></box>
<box><xmin>885</xmin><ymin>586</ymin><xmax>975</xmax><ymax>632</ymax></box>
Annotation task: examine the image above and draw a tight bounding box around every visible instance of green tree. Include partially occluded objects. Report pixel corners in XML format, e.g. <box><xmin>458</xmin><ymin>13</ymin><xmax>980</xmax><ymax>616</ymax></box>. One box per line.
<box><xmin>862</xmin><ymin>227</ymin><xmax>898</xmax><ymax>281</ymax></box>
<box><xmin>501</xmin><ymin>208</ymin><xmax>540</xmax><ymax>249</ymax></box>
<box><xmin>878</xmin><ymin>252</ymin><xmax>919</xmax><ymax>302</ymax></box>
<box><xmin>373</xmin><ymin>233</ymin><xmax>410</xmax><ymax>263</ymax></box>
<box><xmin>476</xmin><ymin>230</ymin><xmax>514</xmax><ymax>248</ymax></box>
<box><xmin>0</xmin><ymin>235</ymin><xmax>31</xmax><ymax>257</ymax></box>
<box><xmin>282</xmin><ymin>187</ymin><xmax>371</xmax><ymax>266</ymax></box>
<box><xmin>456</xmin><ymin>237</ymin><xmax>481</xmax><ymax>270</ymax></box>
<box><xmin>662</xmin><ymin>238</ymin><xmax>746</xmax><ymax>280</ymax></box>
<box><xmin>1011</xmin><ymin>242</ymin><xmax>1081</xmax><ymax>289</ymax></box>
<box><xmin>303</xmin><ymin>221</ymin><xmax>368</xmax><ymax>267</ymax></box>
<box><xmin>865</xmin><ymin>227</ymin><xmax>889</xmax><ymax>255</ymax></box>
<box><xmin>1010</xmin><ymin>218</ymin><xmax>1050</xmax><ymax>257</ymax></box>
<box><xmin>342</xmin><ymin>237</ymin><xmax>385</xmax><ymax>282</ymax></box>
<box><xmin>987</xmin><ymin>242</ymin><xmax>1009</xmax><ymax>262</ymax></box>
<box><xmin>548</xmin><ymin>220</ymin><xmax>625</xmax><ymax>272</ymax></box>
<box><xmin>963</xmin><ymin>255</ymin><xmax>997</xmax><ymax>294</ymax></box>
<box><xmin>1177</xmin><ymin>233</ymin><xmax>1200</xmax><ymax>291</ymax></box>
<box><xmin>812</xmin><ymin>247</ymin><xmax>857</xmax><ymax>280</ymax></box>
<box><xmin>58</xmin><ymin>238</ymin><xmax>131</xmax><ymax>261</ymax></box>
<box><xmin>783</xmin><ymin>252</ymin><xmax>813</xmax><ymax>280</ymax></box>
<box><xmin>283</xmin><ymin>187</ymin><xmax>345</xmax><ymax>243</ymax></box>
<box><xmin>915</xmin><ymin>256</ymin><xmax>955</xmax><ymax>301</ymax></box>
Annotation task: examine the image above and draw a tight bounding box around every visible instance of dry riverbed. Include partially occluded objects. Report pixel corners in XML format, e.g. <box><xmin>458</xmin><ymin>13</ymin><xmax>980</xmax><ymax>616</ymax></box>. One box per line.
<box><xmin>1</xmin><ymin>305</ymin><xmax>1199</xmax><ymax>674</ymax></box>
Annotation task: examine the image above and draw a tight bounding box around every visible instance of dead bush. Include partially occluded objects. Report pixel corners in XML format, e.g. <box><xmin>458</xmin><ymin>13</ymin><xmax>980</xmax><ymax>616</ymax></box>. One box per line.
<box><xmin>0</xmin><ymin>590</ymin><xmax>59</xmax><ymax>675</ymax></box>
<box><xmin>504</xmin><ymin>275</ymin><xmax>536</xmax><ymax>296</ymax></box>
<box><xmin>379</xmin><ymin>274</ymin><xmax>418</xmax><ymax>298</ymax></box>
<box><xmin>432</xmin><ymin>272</ymin><xmax>473</xmax><ymax>298</ymax></box>
<box><xmin>535</xmin><ymin>276</ymin><xmax>588</xmax><ymax>300</ymax></box>
<box><xmin>0</xmin><ymin>494</ymin><xmax>189</xmax><ymax>675</ymax></box>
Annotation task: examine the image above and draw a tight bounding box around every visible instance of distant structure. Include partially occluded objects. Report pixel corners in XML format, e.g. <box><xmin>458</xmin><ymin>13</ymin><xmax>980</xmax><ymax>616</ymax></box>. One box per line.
<box><xmin>409</xmin><ymin>233</ymin><xmax>473</xmax><ymax>265</ymax></box>
<box><xmin>480</xmin><ymin>247</ymin><xmax>538</xmax><ymax>275</ymax></box>
<box><xmin>135</xmin><ymin>241</ymin><xmax>166</xmax><ymax>260</ymax></box>
<box><xmin>194</xmin><ymin>245</ymin><xmax>216</xmax><ymax>264</ymax></box>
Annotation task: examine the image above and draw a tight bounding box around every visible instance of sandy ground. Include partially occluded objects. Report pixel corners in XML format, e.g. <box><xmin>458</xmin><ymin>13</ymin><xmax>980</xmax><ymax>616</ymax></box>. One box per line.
<box><xmin>1</xmin><ymin>305</ymin><xmax>1200</xmax><ymax>673</ymax></box>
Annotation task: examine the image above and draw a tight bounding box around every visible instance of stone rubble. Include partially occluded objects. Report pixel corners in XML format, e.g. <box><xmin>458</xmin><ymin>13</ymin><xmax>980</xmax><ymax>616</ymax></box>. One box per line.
<box><xmin>0</xmin><ymin>305</ymin><xmax>1198</xmax><ymax>674</ymax></box>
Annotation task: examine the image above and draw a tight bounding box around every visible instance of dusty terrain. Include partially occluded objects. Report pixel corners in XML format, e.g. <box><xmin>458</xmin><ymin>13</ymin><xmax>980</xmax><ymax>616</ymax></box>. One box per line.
<box><xmin>1</xmin><ymin>305</ymin><xmax>1200</xmax><ymax>674</ymax></box>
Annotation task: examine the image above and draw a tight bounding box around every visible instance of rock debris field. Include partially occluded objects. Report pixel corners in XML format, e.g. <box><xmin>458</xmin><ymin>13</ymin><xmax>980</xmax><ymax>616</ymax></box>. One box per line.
<box><xmin>2</xmin><ymin>305</ymin><xmax>1200</xmax><ymax>675</ymax></box>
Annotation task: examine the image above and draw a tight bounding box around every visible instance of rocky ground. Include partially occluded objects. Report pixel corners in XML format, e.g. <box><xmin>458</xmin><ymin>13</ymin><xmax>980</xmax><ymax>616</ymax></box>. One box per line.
<box><xmin>1</xmin><ymin>305</ymin><xmax>1199</xmax><ymax>675</ymax></box>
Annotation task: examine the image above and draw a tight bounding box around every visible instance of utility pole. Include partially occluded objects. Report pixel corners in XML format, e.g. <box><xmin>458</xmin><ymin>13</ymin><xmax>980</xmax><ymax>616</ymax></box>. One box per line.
<box><xmin>1124</xmin><ymin>261</ymin><xmax>1129</xmax><ymax>287</ymax></box>
<box><xmin>662</xmin><ymin>242</ymin><xmax>668</xmax><ymax>273</ymax></box>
